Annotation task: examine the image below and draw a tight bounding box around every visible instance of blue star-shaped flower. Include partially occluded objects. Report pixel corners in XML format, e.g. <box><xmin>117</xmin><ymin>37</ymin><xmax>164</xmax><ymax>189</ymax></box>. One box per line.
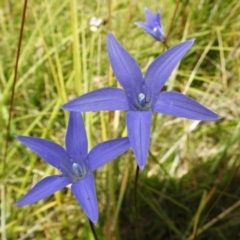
<box><xmin>62</xmin><ymin>33</ymin><xmax>221</xmax><ymax>170</ymax></box>
<box><xmin>135</xmin><ymin>7</ymin><xmax>165</xmax><ymax>42</ymax></box>
<box><xmin>15</xmin><ymin>112</ymin><xmax>130</xmax><ymax>224</ymax></box>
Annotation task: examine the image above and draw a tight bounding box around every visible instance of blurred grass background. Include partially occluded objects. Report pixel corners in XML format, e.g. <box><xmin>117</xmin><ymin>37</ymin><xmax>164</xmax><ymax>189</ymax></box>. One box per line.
<box><xmin>0</xmin><ymin>0</ymin><xmax>240</xmax><ymax>239</ymax></box>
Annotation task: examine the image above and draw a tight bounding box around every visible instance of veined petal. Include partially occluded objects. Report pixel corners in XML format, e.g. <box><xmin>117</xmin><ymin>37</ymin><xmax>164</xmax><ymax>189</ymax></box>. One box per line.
<box><xmin>62</xmin><ymin>88</ymin><xmax>130</xmax><ymax>112</ymax></box>
<box><xmin>135</xmin><ymin>22</ymin><xmax>152</xmax><ymax>32</ymax></box>
<box><xmin>145</xmin><ymin>40</ymin><xmax>194</xmax><ymax>95</ymax></box>
<box><xmin>107</xmin><ymin>33</ymin><xmax>143</xmax><ymax>98</ymax></box>
<box><xmin>71</xmin><ymin>174</ymin><xmax>98</xmax><ymax>224</ymax></box>
<box><xmin>88</xmin><ymin>137</ymin><xmax>130</xmax><ymax>172</ymax></box>
<box><xmin>152</xmin><ymin>91</ymin><xmax>221</xmax><ymax>120</ymax></box>
<box><xmin>16</xmin><ymin>136</ymin><xmax>68</xmax><ymax>169</ymax></box>
<box><xmin>66</xmin><ymin>112</ymin><xmax>88</xmax><ymax>159</ymax></box>
<box><xmin>136</xmin><ymin>8</ymin><xmax>165</xmax><ymax>42</ymax></box>
<box><xmin>144</xmin><ymin>7</ymin><xmax>155</xmax><ymax>24</ymax></box>
<box><xmin>155</xmin><ymin>11</ymin><xmax>162</xmax><ymax>26</ymax></box>
<box><xmin>126</xmin><ymin>111</ymin><xmax>152</xmax><ymax>170</ymax></box>
<box><xmin>15</xmin><ymin>175</ymin><xmax>70</xmax><ymax>206</ymax></box>
<box><xmin>135</xmin><ymin>21</ymin><xmax>164</xmax><ymax>42</ymax></box>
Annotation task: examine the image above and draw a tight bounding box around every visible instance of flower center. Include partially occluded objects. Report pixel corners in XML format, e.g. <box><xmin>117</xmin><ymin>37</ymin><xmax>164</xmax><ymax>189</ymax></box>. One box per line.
<box><xmin>60</xmin><ymin>159</ymin><xmax>89</xmax><ymax>183</ymax></box>
<box><xmin>138</xmin><ymin>93</ymin><xmax>146</xmax><ymax>108</ymax></box>
<box><xmin>72</xmin><ymin>163</ymin><xmax>84</xmax><ymax>178</ymax></box>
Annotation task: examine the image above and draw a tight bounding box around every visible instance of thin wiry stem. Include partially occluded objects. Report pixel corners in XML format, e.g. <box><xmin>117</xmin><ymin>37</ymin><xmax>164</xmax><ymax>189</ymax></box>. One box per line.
<box><xmin>188</xmin><ymin>198</ymin><xmax>240</xmax><ymax>240</ymax></box>
<box><xmin>163</xmin><ymin>41</ymin><xmax>169</xmax><ymax>50</ymax></box>
<box><xmin>2</xmin><ymin>0</ymin><xmax>28</xmax><ymax>175</ymax></box>
<box><xmin>88</xmin><ymin>218</ymin><xmax>99</xmax><ymax>240</ymax></box>
<box><xmin>134</xmin><ymin>165</ymin><xmax>140</xmax><ymax>240</ymax></box>
<box><xmin>162</xmin><ymin>0</ymin><xmax>180</xmax><ymax>51</ymax></box>
<box><xmin>199</xmin><ymin>163</ymin><xmax>240</xmax><ymax>231</ymax></box>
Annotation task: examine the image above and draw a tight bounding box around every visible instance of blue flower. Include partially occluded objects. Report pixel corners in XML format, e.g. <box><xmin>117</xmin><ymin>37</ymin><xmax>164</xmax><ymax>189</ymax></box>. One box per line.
<box><xmin>135</xmin><ymin>7</ymin><xmax>165</xmax><ymax>42</ymax></box>
<box><xmin>62</xmin><ymin>33</ymin><xmax>221</xmax><ymax>170</ymax></box>
<box><xmin>15</xmin><ymin>112</ymin><xmax>130</xmax><ymax>224</ymax></box>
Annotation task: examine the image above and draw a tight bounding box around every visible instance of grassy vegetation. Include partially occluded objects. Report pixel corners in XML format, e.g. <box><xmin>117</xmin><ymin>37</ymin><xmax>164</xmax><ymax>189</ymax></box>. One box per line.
<box><xmin>1</xmin><ymin>0</ymin><xmax>240</xmax><ymax>239</ymax></box>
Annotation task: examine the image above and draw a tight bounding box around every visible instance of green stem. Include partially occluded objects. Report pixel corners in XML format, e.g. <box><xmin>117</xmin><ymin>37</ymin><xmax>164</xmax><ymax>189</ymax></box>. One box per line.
<box><xmin>88</xmin><ymin>219</ymin><xmax>99</xmax><ymax>240</ymax></box>
<box><xmin>134</xmin><ymin>165</ymin><xmax>140</xmax><ymax>240</ymax></box>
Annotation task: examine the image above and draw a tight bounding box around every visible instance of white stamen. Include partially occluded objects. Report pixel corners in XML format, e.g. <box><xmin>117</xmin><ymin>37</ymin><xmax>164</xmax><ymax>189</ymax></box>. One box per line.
<box><xmin>138</xmin><ymin>93</ymin><xmax>146</xmax><ymax>108</ymax></box>
<box><xmin>72</xmin><ymin>163</ymin><xmax>83</xmax><ymax>178</ymax></box>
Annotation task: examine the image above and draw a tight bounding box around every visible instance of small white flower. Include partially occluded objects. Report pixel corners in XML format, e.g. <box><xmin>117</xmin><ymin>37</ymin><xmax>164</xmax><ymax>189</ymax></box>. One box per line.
<box><xmin>89</xmin><ymin>17</ymin><xmax>102</xmax><ymax>32</ymax></box>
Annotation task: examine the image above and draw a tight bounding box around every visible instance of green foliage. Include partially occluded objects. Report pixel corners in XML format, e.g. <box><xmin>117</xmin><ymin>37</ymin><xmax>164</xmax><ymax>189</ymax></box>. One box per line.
<box><xmin>1</xmin><ymin>0</ymin><xmax>240</xmax><ymax>239</ymax></box>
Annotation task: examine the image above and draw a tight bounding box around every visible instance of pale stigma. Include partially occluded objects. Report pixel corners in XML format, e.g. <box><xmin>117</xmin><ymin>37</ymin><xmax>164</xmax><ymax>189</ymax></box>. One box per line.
<box><xmin>138</xmin><ymin>93</ymin><xmax>146</xmax><ymax>108</ymax></box>
<box><xmin>72</xmin><ymin>163</ymin><xmax>83</xmax><ymax>178</ymax></box>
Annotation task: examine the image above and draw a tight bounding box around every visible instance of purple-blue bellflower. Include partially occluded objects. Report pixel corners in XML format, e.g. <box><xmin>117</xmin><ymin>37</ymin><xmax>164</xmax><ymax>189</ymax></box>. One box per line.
<box><xmin>135</xmin><ymin>7</ymin><xmax>165</xmax><ymax>42</ymax></box>
<box><xmin>62</xmin><ymin>33</ymin><xmax>220</xmax><ymax>170</ymax></box>
<box><xmin>15</xmin><ymin>112</ymin><xmax>130</xmax><ymax>224</ymax></box>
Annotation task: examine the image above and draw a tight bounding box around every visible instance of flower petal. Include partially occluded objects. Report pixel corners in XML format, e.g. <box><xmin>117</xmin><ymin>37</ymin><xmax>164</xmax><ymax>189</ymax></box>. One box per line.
<box><xmin>145</xmin><ymin>40</ymin><xmax>194</xmax><ymax>96</ymax></box>
<box><xmin>135</xmin><ymin>22</ymin><xmax>164</xmax><ymax>42</ymax></box>
<box><xmin>135</xmin><ymin>22</ymin><xmax>152</xmax><ymax>32</ymax></box>
<box><xmin>107</xmin><ymin>33</ymin><xmax>143</xmax><ymax>100</ymax></box>
<box><xmin>15</xmin><ymin>175</ymin><xmax>70</xmax><ymax>206</ymax></box>
<box><xmin>66</xmin><ymin>112</ymin><xmax>88</xmax><ymax>159</ymax></box>
<box><xmin>152</xmin><ymin>91</ymin><xmax>221</xmax><ymax>120</ymax></box>
<box><xmin>155</xmin><ymin>11</ymin><xmax>162</xmax><ymax>27</ymax></box>
<box><xmin>16</xmin><ymin>136</ymin><xmax>68</xmax><ymax>169</ymax></box>
<box><xmin>135</xmin><ymin>8</ymin><xmax>165</xmax><ymax>42</ymax></box>
<box><xmin>144</xmin><ymin>7</ymin><xmax>155</xmax><ymax>25</ymax></box>
<box><xmin>126</xmin><ymin>111</ymin><xmax>152</xmax><ymax>170</ymax></box>
<box><xmin>88</xmin><ymin>137</ymin><xmax>130</xmax><ymax>172</ymax></box>
<box><xmin>62</xmin><ymin>87</ymin><xmax>130</xmax><ymax>112</ymax></box>
<box><xmin>71</xmin><ymin>174</ymin><xmax>98</xmax><ymax>224</ymax></box>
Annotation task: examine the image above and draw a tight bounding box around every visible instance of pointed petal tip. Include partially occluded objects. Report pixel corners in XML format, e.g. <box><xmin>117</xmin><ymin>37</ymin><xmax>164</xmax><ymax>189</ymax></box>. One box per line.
<box><xmin>14</xmin><ymin>199</ymin><xmax>29</xmax><ymax>207</ymax></box>
<box><xmin>189</xmin><ymin>39</ymin><xmax>195</xmax><ymax>45</ymax></box>
<box><xmin>71</xmin><ymin>175</ymin><xmax>98</xmax><ymax>226</ymax></box>
<box><xmin>66</xmin><ymin>111</ymin><xmax>88</xmax><ymax>158</ymax></box>
<box><xmin>153</xmin><ymin>91</ymin><xmax>222</xmax><ymax>121</ymax></box>
<box><xmin>60</xmin><ymin>103</ymin><xmax>72</xmax><ymax>111</ymax></box>
<box><xmin>14</xmin><ymin>201</ymin><xmax>28</xmax><ymax>207</ymax></box>
<box><xmin>88</xmin><ymin>210</ymin><xmax>98</xmax><ymax>225</ymax></box>
<box><xmin>184</xmin><ymin>39</ymin><xmax>195</xmax><ymax>47</ymax></box>
<box><xmin>88</xmin><ymin>137</ymin><xmax>130</xmax><ymax>172</ymax></box>
<box><xmin>134</xmin><ymin>22</ymin><xmax>146</xmax><ymax>29</ymax></box>
<box><xmin>212</xmin><ymin>114</ymin><xmax>222</xmax><ymax>121</ymax></box>
<box><xmin>61</xmin><ymin>102</ymin><xmax>82</xmax><ymax>112</ymax></box>
<box><xmin>177</xmin><ymin>39</ymin><xmax>195</xmax><ymax>49</ymax></box>
<box><xmin>89</xmin><ymin>216</ymin><xmax>98</xmax><ymax>225</ymax></box>
<box><xmin>62</xmin><ymin>88</ymin><xmax>129</xmax><ymax>112</ymax></box>
<box><xmin>14</xmin><ymin>135</ymin><xmax>18</xmax><ymax>139</ymax></box>
<box><xmin>134</xmin><ymin>22</ymin><xmax>147</xmax><ymax>28</ymax></box>
<box><xmin>107</xmin><ymin>32</ymin><xmax>117</xmax><ymax>44</ymax></box>
<box><xmin>144</xmin><ymin>7</ymin><xmax>152</xmax><ymax>13</ymax></box>
<box><xmin>107</xmin><ymin>31</ymin><xmax>114</xmax><ymax>39</ymax></box>
<box><xmin>139</xmin><ymin>164</ymin><xmax>145</xmax><ymax>170</ymax></box>
<box><xmin>60</xmin><ymin>104</ymin><xmax>66</xmax><ymax>110</ymax></box>
<box><xmin>15</xmin><ymin>135</ymin><xmax>26</xmax><ymax>143</ymax></box>
<box><xmin>198</xmin><ymin>111</ymin><xmax>222</xmax><ymax>121</ymax></box>
<box><xmin>14</xmin><ymin>202</ymin><xmax>21</xmax><ymax>207</ymax></box>
<box><xmin>127</xmin><ymin>111</ymin><xmax>152</xmax><ymax>171</ymax></box>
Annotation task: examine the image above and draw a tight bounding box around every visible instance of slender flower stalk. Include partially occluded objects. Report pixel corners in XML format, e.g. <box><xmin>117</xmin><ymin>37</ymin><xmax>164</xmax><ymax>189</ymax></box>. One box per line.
<box><xmin>62</xmin><ymin>33</ymin><xmax>221</xmax><ymax>170</ymax></box>
<box><xmin>15</xmin><ymin>112</ymin><xmax>130</xmax><ymax>224</ymax></box>
<box><xmin>135</xmin><ymin>7</ymin><xmax>165</xmax><ymax>42</ymax></box>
